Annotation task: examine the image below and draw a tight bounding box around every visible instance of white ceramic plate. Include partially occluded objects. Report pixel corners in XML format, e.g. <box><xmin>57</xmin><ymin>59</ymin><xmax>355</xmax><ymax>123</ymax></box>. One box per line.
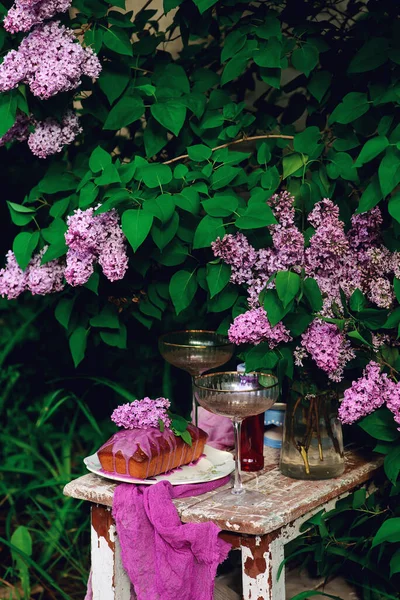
<box><xmin>83</xmin><ymin>444</ymin><xmax>234</xmax><ymax>486</ymax></box>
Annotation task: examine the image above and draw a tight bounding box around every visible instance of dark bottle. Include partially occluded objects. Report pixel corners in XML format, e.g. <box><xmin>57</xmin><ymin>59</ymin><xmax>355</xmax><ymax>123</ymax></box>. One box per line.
<box><xmin>240</xmin><ymin>413</ymin><xmax>264</xmax><ymax>471</ymax></box>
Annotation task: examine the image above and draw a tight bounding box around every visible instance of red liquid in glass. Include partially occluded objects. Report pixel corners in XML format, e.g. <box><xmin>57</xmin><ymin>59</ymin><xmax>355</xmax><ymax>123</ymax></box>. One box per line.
<box><xmin>240</xmin><ymin>413</ymin><xmax>264</xmax><ymax>471</ymax></box>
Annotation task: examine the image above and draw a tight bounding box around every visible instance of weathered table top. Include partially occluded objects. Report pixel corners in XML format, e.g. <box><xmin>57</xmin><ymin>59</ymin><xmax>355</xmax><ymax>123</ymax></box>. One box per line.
<box><xmin>64</xmin><ymin>447</ymin><xmax>383</xmax><ymax>535</ymax></box>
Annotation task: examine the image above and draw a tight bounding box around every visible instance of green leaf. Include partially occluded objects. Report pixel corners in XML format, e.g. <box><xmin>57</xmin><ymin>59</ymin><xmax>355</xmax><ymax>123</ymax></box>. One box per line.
<box><xmin>153</xmin><ymin>240</ymin><xmax>188</xmax><ymax>266</ymax></box>
<box><xmin>151</xmin><ymin>101</ymin><xmax>186</xmax><ymax>136</ymax></box>
<box><xmin>143</xmin><ymin>195</ymin><xmax>175</xmax><ymax>223</ymax></box>
<box><xmin>169</xmin><ymin>270</ymin><xmax>197</xmax><ymax>315</ymax></box>
<box><xmin>41</xmin><ymin>242</ymin><xmax>67</xmax><ymax>264</ymax></box>
<box><xmin>89</xmin><ymin>146</ymin><xmax>112</xmax><ymax>172</ymax></box>
<box><xmin>94</xmin><ymin>164</ymin><xmax>121</xmax><ymax>185</ymax></box>
<box><xmin>55</xmin><ymin>298</ymin><xmax>75</xmax><ymax>330</ymax></box>
<box><xmin>122</xmin><ymin>210</ymin><xmax>153</xmax><ymax>251</ymax></box>
<box><xmin>208</xmin><ymin>286</ymin><xmax>238</xmax><ymax>312</ymax></box>
<box><xmin>245</xmin><ymin>344</ymin><xmax>279</xmax><ymax>372</ymax></box>
<box><xmin>326</xmin><ymin>152</ymin><xmax>357</xmax><ymax>181</ymax></box>
<box><xmin>69</xmin><ymin>326</ymin><xmax>88</xmax><ymax>367</ymax></box>
<box><xmin>174</xmin><ymin>189</ymin><xmax>200</xmax><ymax>214</ymax></box>
<box><xmin>103</xmin><ymin>27</ymin><xmax>132</xmax><ymax>56</ymax></box>
<box><xmin>221</xmin><ymin>57</ymin><xmax>249</xmax><ymax>86</ymax></box>
<box><xmin>354</xmin><ymin>136</ymin><xmax>389</xmax><ymax>167</ymax></box>
<box><xmin>211</xmin><ymin>166</ymin><xmax>241</xmax><ymax>190</ymax></box>
<box><xmin>221</xmin><ymin>30</ymin><xmax>246</xmax><ymax>62</ymax></box>
<box><xmin>359</xmin><ymin>408</ymin><xmax>399</xmax><ymax>441</ymax></box>
<box><xmin>349</xmin><ymin>288</ymin><xmax>366</xmax><ymax>312</ymax></box>
<box><xmin>253</xmin><ymin>38</ymin><xmax>282</xmax><ymax>69</ymax></box>
<box><xmin>39</xmin><ymin>167</ymin><xmax>77</xmax><ymax>194</ymax></box>
<box><xmin>179</xmin><ymin>429</ymin><xmax>193</xmax><ymax>446</ymax></box>
<box><xmin>151</xmin><ymin>212</ymin><xmax>179</xmax><ymax>250</ymax></box>
<box><xmin>0</xmin><ymin>92</ymin><xmax>17</xmax><ymax>138</ymax></box>
<box><xmin>255</xmin><ymin>18</ymin><xmax>281</xmax><ymax>40</ymax></box>
<box><xmin>294</xmin><ymin>127</ymin><xmax>321</xmax><ymax>156</ymax></box>
<box><xmin>206</xmin><ymin>262</ymin><xmax>231</xmax><ymax>298</ymax></box>
<box><xmin>7</xmin><ymin>202</ymin><xmax>36</xmax><ymax>226</ymax></box>
<box><xmin>379</xmin><ymin>148</ymin><xmax>400</xmax><ymax>198</ymax></box>
<box><xmin>384</xmin><ymin>445</ymin><xmax>400</xmax><ymax>485</ymax></box>
<box><xmin>202</xmin><ymin>195</ymin><xmax>238</xmax><ymax>217</ymax></box>
<box><xmin>390</xmin><ymin>549</ymin><xmax>400</xmax><ymax>577</ymax></box>
<box><xmin>12</xmin><ymin>231</ymin><xmax>39</xmax><ymax>270</ymax></box>
<box><xmin>389</xmin><ymin>193</ymin><xmax>400</xmax><ymax>224</ymax></box>
<box><xmin>303</xmin><ymin>277</ymin><xmax>323</xmax><ymax>312</ymax></box>
<box><xmin>98</xmin><ymin>65</ymin><xmax>130</xmax><ymax>104</ymax></box>
<box><xmin>100</xmin><ymin>323</ymin><xmax>127</xmax><ymax>348</ymax></box>
<box><xmin>139</xmin><ymin>164</ymin><xmax>172</xmax><ymax>189</ymax></box>
<box><xmin>284</xmin><ymin>309</ymin><xmax>313</xmax><ymax>336</ymax></box>
<box><xmin>103</xmin><ymin>95</ymin><xmax>144</xmax><ymax>130</ymax></box>
<box><xmin>235</xmin><ymin>203</ymin><xmax>277</xmax><ymax>229</ymax></box>
<box><xmin>193</xmin><ymin>216</ymin><xmax>224</xmax><ymax>249</ymax></box>
<box><xmin>275</xmin><ymin>271</ymin><xmax>301</xmax><ymax>308</ymax></box>
<box><xmin>188</xmin><ymin>144</ymin><xmax>212</xmax><ymax>161</ymax></box>
<box><xmin>164</xmin><ymin>0</ymin><xmax>183</xmax><ymax>11</ymax></box>
<box><xmin>394</xmin><ymin>279</ymin><xmax>400</xmax><ymax>303</ymax></box>
<box><xmin>372</xmin><ymin>518</ymin><xmax>400</xmax><ymax>547</ymax></box>
<box><xmin>292</xmin><ymin>43</ymin><xmax>319</xmax><ymax>76</ymax></box>
<box><xmin>90</xmin><ymin>305</ymin><xmax>120</xmax><ymax>329</ymax></box>
<box><xmin>144</xmin><ymin>118</ymin><xmax>168</xmax><ymax>158</ymax></box>
<box><xmin>356</xmin><ymin>176</ymin><xmax>382</xmax><ymax>214</ymax></box>
<box><xmin>329</xmin><ymin>92</ymin><xmax>369</xmax><ymax>125</ymax></box>
<box><xmin>193</xmin><ymin>0</ymin><xmax>218</xmax><ymax>14</ymax></box>
<box><xmin>263</xmin><ymin>289</ymin><xmax>292</xmax><ymax>327</ymax></box>
<box><xmin>283</xmin><ymin>153</ymin><xmax>308</xmax><ymax>179</ymax></box>
<box><xmin>11</xmin><ymin>526</ymin><xmax>32</xmax><ymax>559</ymax></box>
<box><xmin>79</xmin><ymin>182</ymin><xmax>99</xmax><ymax>208</ymax></box>
<box><xmin>156</xmin><ymin>64</ymin><xmax>190</xmax><ymax>95</ymax></box>
<box><xmin>348</xmin><ymin>38</ymin><xmax>389</xmax><ymax>73</ymax></box>
<box><xmin>308</xmin><ymin>70</ymin><xmax>331</xmax><ymax>102</ymax></box>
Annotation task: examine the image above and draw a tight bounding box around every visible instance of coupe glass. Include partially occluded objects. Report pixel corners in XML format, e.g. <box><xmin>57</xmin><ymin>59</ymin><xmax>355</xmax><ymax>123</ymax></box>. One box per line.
<box><xmin>193</xmin><ymin>372</ymin><xmax>279</xmax><ymax>495</ymax></box>
<box><xmin>158</xmin><ymin>330</ymin><xmax>234</xmax><ymax>425</ymax></box>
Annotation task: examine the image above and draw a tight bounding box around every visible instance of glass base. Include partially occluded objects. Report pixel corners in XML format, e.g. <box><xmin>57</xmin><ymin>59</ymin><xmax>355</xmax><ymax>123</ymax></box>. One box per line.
<box><xmin>280</xmin><ymin>461</ymin><xmax>345</xmax><ymax>480</ymax></box>
<box><xmin>231</xmin><ymin>487</ymin><xmax>245</xmax><ymax>495</ymax></box>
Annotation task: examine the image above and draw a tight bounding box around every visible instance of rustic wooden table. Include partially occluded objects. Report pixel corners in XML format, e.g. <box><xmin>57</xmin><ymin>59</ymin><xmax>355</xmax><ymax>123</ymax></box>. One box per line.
<box><xmin>63</xmin><ymin>447</ymin><xmax>382</xmax><ymax>600</ymax></box>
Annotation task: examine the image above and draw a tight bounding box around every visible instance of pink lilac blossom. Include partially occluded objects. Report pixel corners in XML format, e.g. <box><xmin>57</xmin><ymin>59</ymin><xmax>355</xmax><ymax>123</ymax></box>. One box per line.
<box><xmin>268</xmin><ymin>190</ymin><xmax>296</xmax><ymax>227</ymax></box>
<box><xmin>28</xmin><ymin>110</ymin><xmax>82</xmax><ymax>158</ymax></box>
<box><xmin>0</xmin><ymin>113</ymin><xmax>30</xmax><ymax>146</ymax></box>
<box><xmin>0</xmin><ymin>21</ymin><xmax>101</xmax><ymax>99</ymax></box>
<box><xmin>4</xmin><ymin>0</ymin><xmax>71</xmax><ymax>33</ymax></box>
<box><xmin>65</xmin><ymin>207</ymin><xmax>128</xmax><ymax>286</ymax></box>
<box><xmin>212</xmin><ymin>233</ymin><xmax>257</xmax><ymax>286</ymax></box>
<box><xmin>368</xmin><ymin>277</ymin><xmax>394</xmax><ymax>309</ymax></box>
<box><xmin>26</xmin><ymin>247</ymin><xmax>65</xmax><ymax>295</ymax></box>
<box><xmin>228</xmin><ymin>307</ymin><xmax>292</xmax><ymax>348</ymax></box>
<box><xmin>386</xmin><ymin>385</ymin><xmax>400</xmax><ymax>427</ymax></box>
<box><xmin>0</xmin><ymin>248</ymin><xmax>64</xmax><ymax>299</ymax></box>
<box><xmin>339</xmin><ymin>361</ymin><xmax>390</xmax><ymax>424</ymax></box>
<box><xmin>301</xmin><ymin>319</ymin><xmax>355</xmax><ymax>382</ymax></box>
<box><xmin>111</xmin><ymin>397</ymin><xmax>172</xmax><ymax>430</ymax></box>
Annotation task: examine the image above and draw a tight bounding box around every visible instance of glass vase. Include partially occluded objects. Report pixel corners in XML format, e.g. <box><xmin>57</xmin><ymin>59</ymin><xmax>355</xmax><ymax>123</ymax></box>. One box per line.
<box><xmin>280</xmin><ymin>390</ymin><xmax>344</xmax><ymax>480</ymax></box>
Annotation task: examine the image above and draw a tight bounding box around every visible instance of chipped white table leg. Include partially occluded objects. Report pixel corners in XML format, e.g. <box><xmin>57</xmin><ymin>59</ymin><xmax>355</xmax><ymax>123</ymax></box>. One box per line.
<box><xmin>91</xmin><ymin>505</ymin><xmax>132</xmax><ymax>600</ymax></box>
<box><xmin>241</xmin><ymin>533</ymin><xmax>285</xmax><ymax>600</ymax></box>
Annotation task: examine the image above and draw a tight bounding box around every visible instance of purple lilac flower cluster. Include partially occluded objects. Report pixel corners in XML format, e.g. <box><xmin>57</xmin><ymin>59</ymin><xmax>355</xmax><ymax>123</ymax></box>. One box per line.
<box><xmin>214</xmin><ymin>195</ymin><xmax>399</xmax><ymax>318</ymax></box>
<box><xmin>0</xmin><ymin>248</ymin><xmax>64</xmax><ymax>300</ymax></box>
<box><xmin>111</xmin><ymin>397</ymin><xmax>172</xmax><ymax>430</ymax></box>
<box><xmin>4</xmin><ymin>0</ymin><xmax>71</xmax><ymax>33</ymax></box>
<box><xmin>0</xmin><ymin>21</ymin><xmax>101</xmax><ymax>99</ymax></box>
<box><xmin>28</xmin><ymin>110</ymin><xmax>82</xmax><ymax>158</ymax></box>
<box><xmin>299</xmin><ymin>319</ymin><xmax>356</xmax><ymax>382</ymax></box>
<box><xmin>212</xmin><ymin>191</ymin><xmax>304</xmax><ymax>308</ymax></box>
<box><xmin>1</xmin><ymin>110</ymin><xmax>82</xmax><ymax>157</ymax></box>
<box><xmin>0</xmin><ymin>113</ymin><xmax>30</xmax><ymax>146</ymax></box>
<box><xmin>339</xmin><ymin>361</ymin><xmax>400</xmax><ymax>427</ymax></box>
<box><xmin>65</xmin><ymin>207</ymin><xmax>128</xmax><ymax>286</ymax></box>
<box><xmin>228</xmin><ymin>306</ymin><xmax>292</xmax><ymax>348</ymax></box>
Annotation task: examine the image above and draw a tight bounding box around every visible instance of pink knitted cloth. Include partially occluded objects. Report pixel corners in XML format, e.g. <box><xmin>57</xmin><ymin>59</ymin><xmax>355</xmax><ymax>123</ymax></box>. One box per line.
<box><xmin>86</xmin><ymin>476</ymin><xmax>231</xmax><ymax>600</ymax></box>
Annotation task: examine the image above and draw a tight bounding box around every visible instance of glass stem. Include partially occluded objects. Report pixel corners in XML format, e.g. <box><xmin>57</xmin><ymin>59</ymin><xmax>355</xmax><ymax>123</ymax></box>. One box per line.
<box><xmin>191</xmin><ymin>378</ymin><xmax>198</xmax><ymax>427</ymax></box>
<box><xmin>232</xmin><ymin>419</ymin><xmax>244</xmax><ymax>495</ymax></box>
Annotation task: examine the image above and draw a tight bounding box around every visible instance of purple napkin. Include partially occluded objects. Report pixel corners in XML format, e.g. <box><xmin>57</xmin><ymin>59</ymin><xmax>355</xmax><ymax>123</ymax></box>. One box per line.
<box><xmin>113</xmin><ymin>477</ymin><xmax>231</xmax><ymax>600</ymax></box>
<box><xmin>196</xmin><ymin>407</ymin><xmax>234</xmax><ymax>450</ymax></box>
<box><xmin>86</xmin><ymin>476</ymin><xmax>231</xmax><ymax>600</ymax></box>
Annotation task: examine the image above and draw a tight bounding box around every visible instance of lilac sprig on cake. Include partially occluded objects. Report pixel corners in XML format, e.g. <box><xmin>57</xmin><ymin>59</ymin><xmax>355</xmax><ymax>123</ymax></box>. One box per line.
<box><xmin>111</xmin><ymin>397</ymin><xmax>172</xmax><ymax>430</ymax></box>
